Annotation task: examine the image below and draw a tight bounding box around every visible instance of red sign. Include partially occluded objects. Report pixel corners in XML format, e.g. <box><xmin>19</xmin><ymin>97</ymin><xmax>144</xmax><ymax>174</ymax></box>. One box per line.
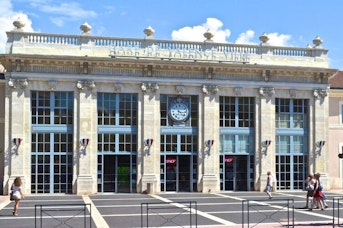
<box><xmin>166</xmin><ymin>158</ymin><xmax>176</xmax><ymax>164</ymax></box>
<box><xmin>225</xmin><ymin>156</ymin><xmax>233</xmax><ymax>163</ymax></box>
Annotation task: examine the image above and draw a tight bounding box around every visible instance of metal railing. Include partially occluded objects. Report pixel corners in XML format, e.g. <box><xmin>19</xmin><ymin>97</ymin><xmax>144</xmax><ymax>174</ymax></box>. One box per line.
<box><xmin>141</xmin><ymin>201</ymin><xmax>197</xmax><ymax>227</ymax></box>
<box><xmin>35</xmin><ymin>203</ymin><xmax>92</xmax><ymax>228</ymax></box>
<box><xmin>242</xmin><ymin>198</ymin><xmax>294</xmax><ymax>228</ymax></box>
<box><xmin>333</xmin><ymin>197</ymin><xmax>343</xmax><ymax>227</ymax></box>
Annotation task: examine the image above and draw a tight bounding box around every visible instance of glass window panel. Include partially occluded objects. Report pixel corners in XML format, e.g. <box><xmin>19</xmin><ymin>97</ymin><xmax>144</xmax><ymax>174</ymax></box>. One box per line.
<box><xmin>276</xmin><ymin>99</ymin><xmax>308</xmax><ymax>129</ymax></box>
<box><xmin>31</xmin><ymin>132</ymin><xmax>73</xmax><ymax>193</ymax></box>
<box><xmin>219</xmin><ymin>97</ymin><xmax>255</xmax><ymax>155</ymax></box>
<box><xmin>220</xmin><ymin>97</ymin><xmax>254</xmax><ymax>127</ymax></box>
<box><xmin>277</xmin><ymin>136</ymin><xmax>290</xmax><ymax>154</ymax></box>
<box><xmin>98</xmin><ymin>93</ymin><xmax>138</xmax><ymax>126</ymax></box>
<box><xmin>293</xmin><ymin>114</ymin><xmax>303</xmax><ymax>128</ymax></box>
<box><xmin>237</xmin><ymin>135</ymin><xmax>252</xmax><ymax>153</ymax></box>
<box><xmin>221</xmin><ymin>135</ymin><xmax>234</xmax><ymax>153</ymax></box>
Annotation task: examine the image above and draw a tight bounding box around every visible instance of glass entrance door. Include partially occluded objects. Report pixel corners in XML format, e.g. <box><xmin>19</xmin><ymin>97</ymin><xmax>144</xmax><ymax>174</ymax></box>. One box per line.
<box><xmin>166</xmin><ymin>156</ymin><xmax>177</xmax><ymax>191</ymax></box>
<box><xmin>103</xmin><ymin>155</ymin><xmax>116</xmax><ymax>192</ymax></box>
<box><xmin>220</xmin><ymin>155</ymin><xmax>249</xmax><ymax>191</ymax></box>
<box><xmin>98</xmin><ymin>155</ymin><xmax>135</xmax><ymax>193</ymax></box>
<box><xmin>179</xmin><ymin>156</ymin><xmax>190</xmax><ymax>191</ymax></box>
<box><xmin>117</xmin><ymin>156</ymin><xmax>131</xmax><ymax>192</ymax></box>
<box><xmin>160</xmin><ymin>155</ymin><xmax>192</xmax><ymax>192</ymax></box>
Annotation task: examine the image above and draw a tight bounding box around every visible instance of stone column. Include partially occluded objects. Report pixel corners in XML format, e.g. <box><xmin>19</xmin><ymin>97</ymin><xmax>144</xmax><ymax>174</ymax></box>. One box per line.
<box><xmin>258</xmin><ymin>87</ymin><xmax>276</xmax><ymax>191</ymax></box>
<box><xmin>201</xmin><ymin>85</ymin><xmax>220</xmax><ymax>193</ymax></box>
<box><xmin>312</xmin><ymin>88</ymin><xmax>329</xmax><ymax>188</ymax></box>
<box><xmin>5</xmin><ymin>79</ymin><xmax>30</xmax><ymax>195</ymax></box>
<box><xmin>75</xmin><ymin>81</ymin><xmax>97</xmax><ymax>195</ymax></box>
<box><xmin>140</xmin><ymin>83</ymin><xmax>160</xmax><ymax>194</ymax></box>
<box><xmin>3</xmin><ymin>84</ymin><xmax>11</xmax><ymax>195</ymax></box>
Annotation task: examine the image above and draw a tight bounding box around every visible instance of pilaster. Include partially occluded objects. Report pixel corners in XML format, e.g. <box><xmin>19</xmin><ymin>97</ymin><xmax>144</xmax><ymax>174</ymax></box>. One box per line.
<box><xmin>3</xmin><ymin>84</ymin><xmax>11</xmax><ymax>194</ymax></box>
<box><xmin>140</xmin><ymin>83</ymin><xmax>160</xmax><ymax>194</ymax></box>
<box><xmin>75</xmin><ymin>82</ymin><xmax>97</xmax><ymax>195</ymax></box>
<box><xmin>258</xmin><ymin>87</ymin><xmax>276</xmax><ymax>191</ymax></box>
<box><xmin>312</xmin><ymin>88</ymin><xmax>329</xmax><ymax>188</ymax></box>
<box><xmin>4</xmin><ymin>77</ymin><xmax>30</xmax><ymax>195</ymax></box>
<box><xmin>201</xmin><ymin>85</ymin><xmax>220</xmax><ymax>193</ymax></box>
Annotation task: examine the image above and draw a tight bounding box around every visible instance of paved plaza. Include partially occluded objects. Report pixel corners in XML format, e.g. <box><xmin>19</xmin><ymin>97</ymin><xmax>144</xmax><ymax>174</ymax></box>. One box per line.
<box><xmin>0</xmin><ymin>190</ymin><xmax>342</xmax><ymax>227</ymax></box>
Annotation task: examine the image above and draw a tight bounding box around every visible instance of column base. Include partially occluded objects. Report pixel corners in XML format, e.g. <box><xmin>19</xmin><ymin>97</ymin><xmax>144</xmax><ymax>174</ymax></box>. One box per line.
<box><xmin>76</xmin><ymin>175</ymin><xmax>95</xmax><ymax>195</ymax></box>
<box><xmin>318</xmin><ymin>173</ymin><xmax>329</xmax><ymax>190</ymax></box>
<box><xmin>141</xmin><ymin>174</ymin><xmax>158</xmax><ymax>194</ymax></box>
<box><xmin>201</xmin><ymin>174</ymin><xmax>219</xmax><ymax>193</ymax></box>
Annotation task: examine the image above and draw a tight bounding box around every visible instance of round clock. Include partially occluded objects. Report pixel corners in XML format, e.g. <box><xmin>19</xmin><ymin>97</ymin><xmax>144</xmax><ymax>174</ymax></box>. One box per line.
<box><xmin>169</xmin><ymin>101</ymin><xmax>190</xmax><ymax>122</ymax></box>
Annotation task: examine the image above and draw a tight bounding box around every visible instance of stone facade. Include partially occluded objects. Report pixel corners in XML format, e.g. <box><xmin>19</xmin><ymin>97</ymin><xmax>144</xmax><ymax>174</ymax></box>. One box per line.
<box><xmin>0</xmin><ymin>21</ymin><xmax>339</xmax><ymax>195</ymax></box>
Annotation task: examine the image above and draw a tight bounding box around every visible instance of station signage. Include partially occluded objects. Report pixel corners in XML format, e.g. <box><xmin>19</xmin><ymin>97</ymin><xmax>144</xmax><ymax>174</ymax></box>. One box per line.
<box><xmin>225</xmin><ymin>156</ymin><xmax>234</xmax><ymax>163</ymax></box>
<box><xmin>166</xmin><ymin>158</ymin><xmax>176</xmax><ymax>164</ymax></box>
<box><xmin>110</xmin><ymin>44</ymin><xmax>249</xmax><ymax>63</ymax></box>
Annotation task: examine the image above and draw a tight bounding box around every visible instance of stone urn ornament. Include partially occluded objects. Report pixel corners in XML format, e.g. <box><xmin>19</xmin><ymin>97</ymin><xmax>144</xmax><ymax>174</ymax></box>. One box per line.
<box><xmin>13</xmin><ymin>17</ymin><xmax>25</xmax><ymax>30</ymax></box>
<box><xmin>80</xmin><ymin>22</ymin><xmax>92</xmax><ymax>34</ymax></box>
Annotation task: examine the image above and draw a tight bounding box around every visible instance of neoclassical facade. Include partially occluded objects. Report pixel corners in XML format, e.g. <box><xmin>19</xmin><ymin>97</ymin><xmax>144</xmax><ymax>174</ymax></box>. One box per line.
<box><xmin>0</xmin><ymin>20</ymin><xmax>338</xmax><ymax>195</ymax></box>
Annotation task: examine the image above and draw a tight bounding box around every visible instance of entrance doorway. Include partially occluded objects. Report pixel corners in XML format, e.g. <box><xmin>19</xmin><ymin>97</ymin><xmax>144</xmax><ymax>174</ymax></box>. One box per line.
<box><xmin>160</xmin><ymin>155</ymin><xmax>195</xmax><ymax>192</ymax></box>
<box><xmin>98</xmin><ymin>155</ymin><xmax>136</xmax><ymax>193</ymax></box>
<box><xmin>220</xmin><ymin>155</ymin><xmax>249</xmax><ymax>191</ymax></box>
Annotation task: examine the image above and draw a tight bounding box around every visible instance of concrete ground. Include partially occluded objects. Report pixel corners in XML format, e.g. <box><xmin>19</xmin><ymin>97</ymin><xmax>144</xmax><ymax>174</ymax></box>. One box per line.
<box><xmin>0</xmin><ymin>190</ymin><xmax>342</xmax><ymax>227</ymax></box>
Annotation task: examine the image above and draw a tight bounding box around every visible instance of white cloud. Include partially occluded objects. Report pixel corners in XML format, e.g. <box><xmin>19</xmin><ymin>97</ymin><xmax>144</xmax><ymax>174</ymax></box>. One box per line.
<box><xmin>21</xmin><ymin>0</ymin><xmax>97</xmax><ymax>27</ymax></box>
<box><xmin>0</xmin><ymin>0</ymin><xmax>34</xmax><ymax>54</ymax></box>
<box><xmin>171</xmin><ymin>18</ymin><xmax>231</xmax><ymax>43</ymax></box>
<box><xmin>267</xmin><ymin>32</ymin><xmax>292</xmax><ymax>46</ymax></box>
<box><xmin>36</xmin><ymin>2</ymin><xmax>97</xmax><ymax>27</ymax></box>
<box><xmin>235</xmin><ymin>30</ymin><xmax>255</xmax><ymax>45</ymax></box>
<box><xmin>235</xmin><ymin>31</ymin><xmax>292</xmax><ymax>46</ymax></box>
<box><xmin>171</xmin><ymin>18</ymin><xmax>292</xmax><ymax>47</ymax></box>
<box><xmin>50</xmin><ymin>17</ymin><xmax>65</xmax><ymax>27</ymax></box>
<box><xmin>40</xmin><ymin>2</ymin><xmax>96</xmax><ymax>19</ymax></box>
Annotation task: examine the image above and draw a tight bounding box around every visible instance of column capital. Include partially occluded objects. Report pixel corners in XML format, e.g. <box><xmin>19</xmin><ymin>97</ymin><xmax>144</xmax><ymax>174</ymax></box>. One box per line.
<box><xmin>259</xmin><ymin>87</ymin><xmax>275</xmax><ymax>98</ymax></box>
<box><xmin>7</xmin><ymin>77</ymin><xmax>29</xmax><ymax>90</ymax></box>
<box><xmin>202</xmin><ymin>85</ymin><xmax>219</xmax><ymax>96</ymax></box>
<box><xmin>141</xmin><ymin>82</ymin><xmax>159</xmax><ymax>93</ymax></box>
<box><xmin>76</xmin><ymin>80</ymin><xmax>96</xmax><ymax>91</ymax></box>
<box><xmin>313</xmin><ymin>88</ymin><xmax>328</xmax><ymax>100</ymax></box>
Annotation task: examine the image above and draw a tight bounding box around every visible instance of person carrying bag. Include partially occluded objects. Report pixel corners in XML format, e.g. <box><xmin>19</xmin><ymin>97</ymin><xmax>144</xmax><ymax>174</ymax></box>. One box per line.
<box><xmin>11</xmin><ymin>177</ymin><xmax>24</xmax><ymax>216</ymax></box>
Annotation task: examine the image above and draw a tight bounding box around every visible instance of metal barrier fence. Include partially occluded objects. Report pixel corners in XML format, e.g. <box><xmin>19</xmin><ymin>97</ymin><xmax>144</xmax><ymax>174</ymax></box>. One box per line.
<box><xmin>35</xmin><ymin>203</ymin><xmax>92</xmax><ymax>228</ymax></box>
<box><xmin>333</xmin><ymin>197</ymin><xmax>343</xmax><ymax>227</ymax></box>
<box><xmin>242</xmin><ymin>199</ymin><xmax>294</xmax><ymax>228</ymax></box>
<box><xmin>141</xmin><ymin>201</ymin><xmax>197</xmax><ymax>227</ymax></box>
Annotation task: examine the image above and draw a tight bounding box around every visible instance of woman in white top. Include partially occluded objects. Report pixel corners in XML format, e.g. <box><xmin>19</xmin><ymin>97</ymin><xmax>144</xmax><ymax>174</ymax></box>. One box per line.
<box><xmin>264</xmin><ymin>171</ymin><xmax>274</xmax><ymax>199</ymax></box>
<box><xmin>304</xmin><ymin>174</ymin><xmax>316</xmax><ymax>208</ymax></box>
<box><xmin>11</xmin><ymin>177</ymin><xmax>24</xmax><ymax>216</ymax></box>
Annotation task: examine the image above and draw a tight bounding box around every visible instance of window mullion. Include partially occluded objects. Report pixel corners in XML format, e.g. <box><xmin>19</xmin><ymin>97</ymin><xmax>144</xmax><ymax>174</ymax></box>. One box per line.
<box><xmin>51</xmin><ymin>92</ymin><xmax>55</xmax><ymax>125</ymax></box>
<box><xmin>235</xmin><ymin>97</ymin><xmax>239</xmax><ymax>127</ymax></box>
<box><xmin>116</xmin><ymin>94</ymin><xmax>120</xmax><ymax>125</ymax></box>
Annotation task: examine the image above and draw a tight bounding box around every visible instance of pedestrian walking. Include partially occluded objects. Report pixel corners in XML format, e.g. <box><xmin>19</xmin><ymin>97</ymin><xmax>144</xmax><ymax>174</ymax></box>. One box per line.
<box><xmin>304</xmin><ymin>174</ymin><xmax>316</xmax><ymax>209</ymax></box>
<box><xmin>264</xmin><ymin>171</ymin><xmax>274</xmax><ymax>199</ymax></box>
<box><xmin>309</xmin><ymin>173</ymin><xmax>325</xmax><ymax>211</ymax></box>
<box><xmin>11</xmin><ymin>177</ymin><xmax>24</xmax><ymax>216</ymax></box>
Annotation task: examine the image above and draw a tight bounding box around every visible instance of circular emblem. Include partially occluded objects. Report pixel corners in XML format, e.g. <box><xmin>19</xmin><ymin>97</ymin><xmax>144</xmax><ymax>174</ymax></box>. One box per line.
<box><xmin>169</xmin><ymin>101</ymin><xmax>189</xmax><ymax>122</ymax></box>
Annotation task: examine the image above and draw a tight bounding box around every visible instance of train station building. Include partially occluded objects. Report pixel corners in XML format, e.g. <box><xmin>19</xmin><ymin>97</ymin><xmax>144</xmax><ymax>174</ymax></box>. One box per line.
<box><xmin>0</xmin><ymin>19</ymin><xmax>339</xmax><ymax>195</ymax></box>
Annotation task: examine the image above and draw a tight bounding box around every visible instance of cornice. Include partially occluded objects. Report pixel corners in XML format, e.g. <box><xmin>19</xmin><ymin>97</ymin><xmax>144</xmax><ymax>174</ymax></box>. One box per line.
<box><xmin>0</xmin><ymin>54</ymin><xmax>337</xmax><ymax>82</ymax></box>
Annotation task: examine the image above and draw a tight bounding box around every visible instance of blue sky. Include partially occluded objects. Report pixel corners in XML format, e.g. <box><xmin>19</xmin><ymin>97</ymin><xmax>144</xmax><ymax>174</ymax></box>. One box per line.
<box><xmin>1</xmin><ymin>0</ymin><xmax>342</xmax><ymax>70</ymax></box>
